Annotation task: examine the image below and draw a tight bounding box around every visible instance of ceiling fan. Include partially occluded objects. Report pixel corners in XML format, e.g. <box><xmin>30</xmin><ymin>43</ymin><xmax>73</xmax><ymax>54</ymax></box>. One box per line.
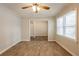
<box><xmin>21</xmin><ymin>3</ymin><xmax>50</xmax><ymax>13</ymax></box>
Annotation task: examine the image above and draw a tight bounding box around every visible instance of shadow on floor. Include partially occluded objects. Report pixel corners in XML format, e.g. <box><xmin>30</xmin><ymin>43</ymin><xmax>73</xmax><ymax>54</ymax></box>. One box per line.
<box><xmin>31</xmin><ymin>36</ymin><xmax>48</xmax><ymax>41</ymax></box>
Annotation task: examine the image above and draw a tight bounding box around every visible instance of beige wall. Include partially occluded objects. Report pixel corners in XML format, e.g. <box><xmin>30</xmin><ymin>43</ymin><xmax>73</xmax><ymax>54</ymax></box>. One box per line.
<box><xmin>0</xmin><ymin>4</ymin><xmax>21</xmax><ymax>54</ymax></box>
<box><xmin>56</xmin><ymin>4</ymin><xmax>79</xmax><ymax>55</ymax></box>
<box><xmin>77</xmin><ymin>4</ymin><xmax>79</xmax><ymax>55</ymax></box>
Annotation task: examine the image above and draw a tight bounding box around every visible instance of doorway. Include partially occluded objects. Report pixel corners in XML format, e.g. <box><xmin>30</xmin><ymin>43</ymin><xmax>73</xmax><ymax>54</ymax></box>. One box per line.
<box><xmin>30</xmin><ymin>20</ymin><xmax>48</xmax><ymax>41</ymax></box>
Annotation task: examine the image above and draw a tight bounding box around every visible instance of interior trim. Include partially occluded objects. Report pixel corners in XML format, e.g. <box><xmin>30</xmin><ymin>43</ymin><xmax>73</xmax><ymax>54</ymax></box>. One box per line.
<box><xmin>55</xmin><ymin>40</ymin><xmax>76</xmax><ymax>56</ymax></box>
<box><xmin>0</xmin><ymin>41</ymin><xmax>21</xmax><ymax>55</ymax></box>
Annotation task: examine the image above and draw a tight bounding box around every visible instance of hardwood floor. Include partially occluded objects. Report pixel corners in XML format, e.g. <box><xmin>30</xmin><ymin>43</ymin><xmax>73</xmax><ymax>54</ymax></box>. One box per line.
<box><xmin>0</xmin><ymin>41</ymin><xmax>72</xmax><ymax>56</ymax></box>
<box><xmin>31</xmin><ymin>36</ymin><xmax>48</xmax><ymax>41</ymax></box>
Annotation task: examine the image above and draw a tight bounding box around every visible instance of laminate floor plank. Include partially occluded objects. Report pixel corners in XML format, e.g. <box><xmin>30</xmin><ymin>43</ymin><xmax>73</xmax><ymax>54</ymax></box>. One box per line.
<box><xmin>1</xmin><ymin>41</ymin><xmax>72</xmax><ymax>56</ymax></box>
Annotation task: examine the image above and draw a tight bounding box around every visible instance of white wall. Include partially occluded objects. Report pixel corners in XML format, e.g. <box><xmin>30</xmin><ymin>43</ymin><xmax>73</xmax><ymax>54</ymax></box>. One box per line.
<box><xmin>21</xmin><ymin>17</ymin><xmax>30</xmax><ymax>41</ymax></box>
<box><xmin>30</xmin><ymin>21</ymin><xmax>48</xmax><ymax>36</ymax></box>
<box><xmin>0</xmin><ymin>4</ymin><xmax>21</xmax><ymax>54</ymax></box>
<box><xmin>48</xmin><ymin>18</ymin><xmax>56</xmax><ymax>41</ymax></box>
<box><xmin>30</xmin><ymin>21</ymin><xmax>34</xmax><ymax>36</ymax></box>
<box><xmin>56</xmin><ymin>4</ymin><xmax>79</xmax><ymax>55</ymax></box>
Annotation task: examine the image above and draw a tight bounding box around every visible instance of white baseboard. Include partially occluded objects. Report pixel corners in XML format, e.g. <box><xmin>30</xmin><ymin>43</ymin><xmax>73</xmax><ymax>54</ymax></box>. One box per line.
<box><xmin>22</xmin><ymin>40</ymin><xmax>30</xmax><ymax>41</ymax></box>
<box><xmin>22</xmin><ymin>39</ymin><xmax>30</xmax><ymax>41</ymax></box>
<box><xmin>0</xmin><ymin>41</ymin><xmax>21</xmax><ymax>54</ymax></box>
<box><xmin>55</xmin><ymin>40</ymin><xmax>76</xmax><ymax>56</ymax></box>
<box><xmin>0</xmin><ymin>40</ymin><xmax>76</xmax><ymax>55</ymax></box>
<box><xmin>48</xmin><ymin>40</ymin><xmax>56</xmax><ymax>41</ymax></box>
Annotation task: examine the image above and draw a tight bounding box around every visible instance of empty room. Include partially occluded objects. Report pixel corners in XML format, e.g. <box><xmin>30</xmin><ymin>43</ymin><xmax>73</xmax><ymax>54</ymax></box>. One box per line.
<box><xmin>0</xmin><ymin>3</ymin><xmax>79</xmax><ymax>56</ymax></box>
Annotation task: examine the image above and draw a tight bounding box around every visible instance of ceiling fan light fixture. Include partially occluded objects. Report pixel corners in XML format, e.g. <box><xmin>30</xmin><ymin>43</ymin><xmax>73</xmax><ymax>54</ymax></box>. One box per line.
<box><xmin>37</xmin><ymin>7</ymin><xmax>40</xmax><ymax>11</ymax></box>
<box><xmin>22</xmin><ymin>3</ymin><xmax>50</xmax><ymax>13</ymax></box>
<box><xmin>32</xmin><ymin>6</ymin><xmax>40</xmax><ymax>13</ymax></box>
<box><xmin>32</xmin><ymin>5</ymin><xmax>37</xmax><ymax>12</ymax></box>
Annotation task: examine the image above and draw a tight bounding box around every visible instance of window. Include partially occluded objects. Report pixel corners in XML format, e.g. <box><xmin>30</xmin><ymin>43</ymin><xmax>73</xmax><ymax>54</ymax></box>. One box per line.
<box><xmin>57</xmin><ymin>17</ymin><xmax>64</xmax><ymax>35</ymax></box>
<box><xmin>57</xmin><ymin>10</ymin><xmax>76</xmax><ymax>39</ymax></box>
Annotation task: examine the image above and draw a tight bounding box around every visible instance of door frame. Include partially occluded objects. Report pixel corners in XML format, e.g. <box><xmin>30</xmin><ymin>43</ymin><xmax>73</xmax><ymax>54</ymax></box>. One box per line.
<box><xmin>29</xmin><ymin>20</ymin><xmax>48</xmax><ymax>41</ymax></box>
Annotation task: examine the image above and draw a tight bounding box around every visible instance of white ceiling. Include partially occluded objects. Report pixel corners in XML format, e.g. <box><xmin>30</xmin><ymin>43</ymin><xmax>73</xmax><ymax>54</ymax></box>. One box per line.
<box><xmin>3</xmin><ymin>3</ymin><xmax>67</xmax><ymax>18</ymax></box>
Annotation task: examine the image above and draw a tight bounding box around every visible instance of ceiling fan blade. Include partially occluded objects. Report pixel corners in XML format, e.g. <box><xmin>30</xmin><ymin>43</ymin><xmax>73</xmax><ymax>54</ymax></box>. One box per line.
<box><xmin>22</xmin><ymin>6</ymin><xmax>32</xmax><ymax>9</ymax></box>
<box><xmin>40</xmin><ymin>6</ymin><xmax>50</xmax><ymax>10</ymax></box>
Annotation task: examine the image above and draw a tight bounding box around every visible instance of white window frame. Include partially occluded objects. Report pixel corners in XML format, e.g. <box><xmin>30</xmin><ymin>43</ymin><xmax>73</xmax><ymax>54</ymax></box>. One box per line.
<box><xmin>57</xmin><ymin>10</ymin><xmax>77</xmax><ymax>39</ymax></box>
